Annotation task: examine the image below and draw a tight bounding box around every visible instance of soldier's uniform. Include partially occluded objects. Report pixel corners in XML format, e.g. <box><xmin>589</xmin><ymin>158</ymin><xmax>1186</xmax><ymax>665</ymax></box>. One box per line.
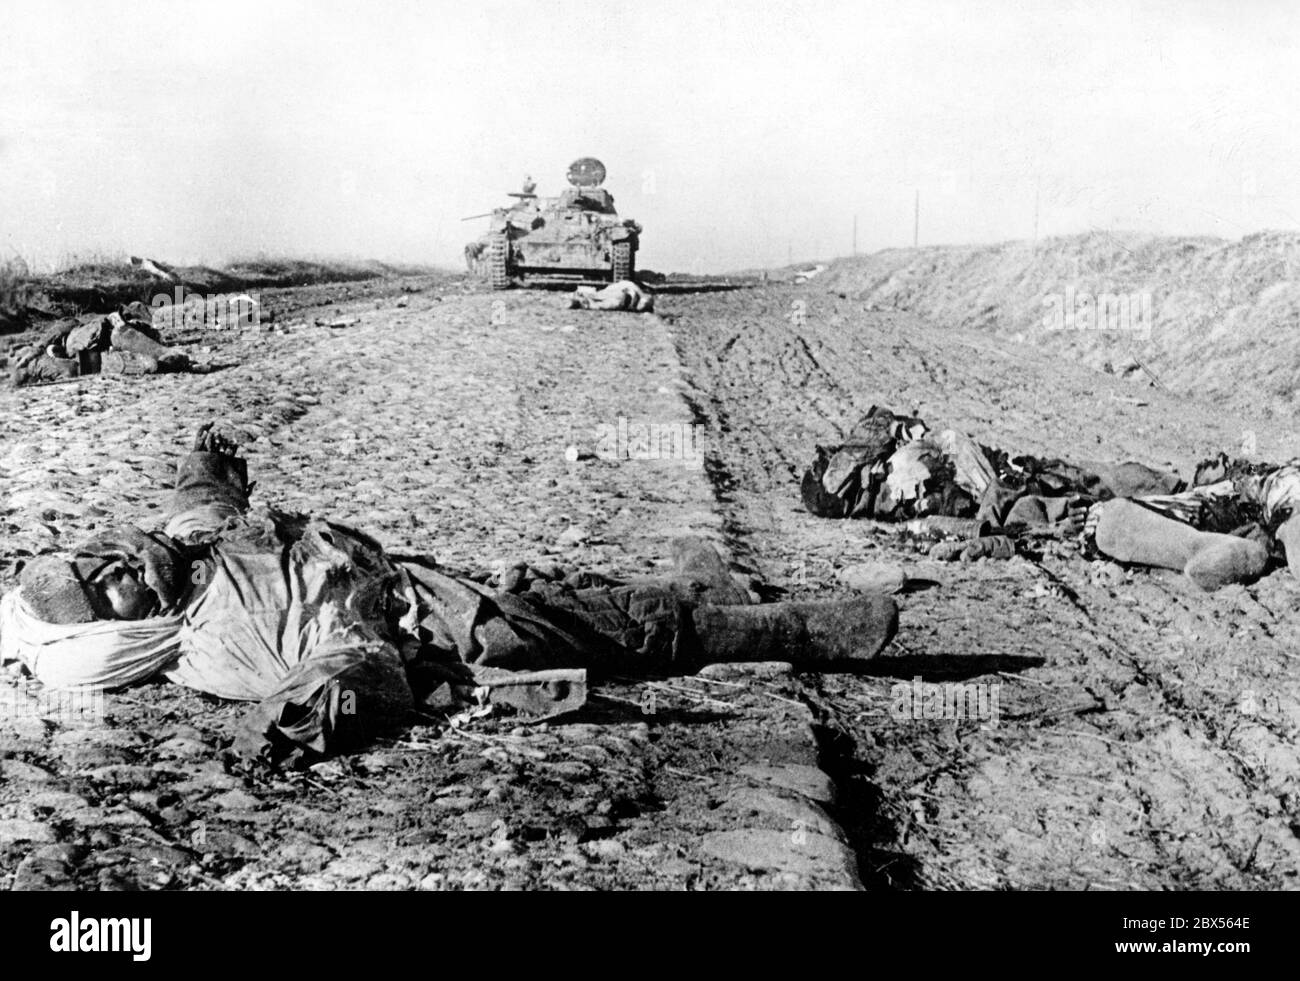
<box><xmin>2</xmin><ymin>426</ymin><xmax>897</xmax><ymax>762</ymax></box>
<box><xmin>10</xmin><ymin>302</ymin><xmax>192</xmax><ymax>386</ymax></box>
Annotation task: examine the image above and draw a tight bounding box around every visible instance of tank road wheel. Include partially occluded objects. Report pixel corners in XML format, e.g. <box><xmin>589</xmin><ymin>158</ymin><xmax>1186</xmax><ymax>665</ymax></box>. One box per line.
<box><xmin>489</xmin><ymin>234</ymin><xmax>510</xmax><ymax>290</ymax></box>
<box><xmin>611</xmin><ymin>240</ymin><xmax>634</xmax><ymax>282</ymax></box>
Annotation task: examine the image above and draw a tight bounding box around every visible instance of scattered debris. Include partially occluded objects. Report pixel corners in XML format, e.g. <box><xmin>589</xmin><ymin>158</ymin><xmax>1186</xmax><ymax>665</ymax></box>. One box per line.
<box><xmin>1109</xmin><ymin>393</ymin><xmax>1149</xmax><ymax>406</ymax></box>
<box><xmin>130</xmin><ymin>255</ymin><xmax>178</xmax><ymax>281</ymax></box>
<box><xmin>794</xmin><ymin>264</ymin><xmax>828</xmax><ymax>283</ymax></box>
<box><xmin>835</xmin><ymin>561</ymin><xmax>906</xmax><ymax>593</ymax></box>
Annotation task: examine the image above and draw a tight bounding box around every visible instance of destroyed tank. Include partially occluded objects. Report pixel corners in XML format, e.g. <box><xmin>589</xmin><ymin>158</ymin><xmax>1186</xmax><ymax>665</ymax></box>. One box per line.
<box><xmin>469</xmin><ymin>158</ymin><xmax>641</xmax><ymax>289</ymax></box>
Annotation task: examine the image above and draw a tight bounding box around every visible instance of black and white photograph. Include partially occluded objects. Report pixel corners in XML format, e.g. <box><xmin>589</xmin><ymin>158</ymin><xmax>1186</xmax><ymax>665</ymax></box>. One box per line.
<box><xmin>0</xmin><ymin>0</ymin><xmax>1292</xmax><ymax>953</ymax></box>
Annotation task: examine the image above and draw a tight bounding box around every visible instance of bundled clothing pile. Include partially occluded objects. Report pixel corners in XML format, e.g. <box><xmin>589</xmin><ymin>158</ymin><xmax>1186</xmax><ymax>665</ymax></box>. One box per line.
<box><xmin>9</xmin><ymin>301</ymin><xmax>195</xmax><ymax>387</ymax></box>
<box><xmin>801</xmin><ymin>405</ymin><xmax>1187</xmax><ymax>529</ymax></box>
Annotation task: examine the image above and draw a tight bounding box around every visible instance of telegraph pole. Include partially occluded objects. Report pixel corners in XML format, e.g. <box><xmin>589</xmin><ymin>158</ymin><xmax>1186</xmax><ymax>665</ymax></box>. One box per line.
<box><xmin>853</xmin><ymin>214</ymin><xmax>858</xmax><ymax>255</ymax></box>
<box><xmin>913</xmin><ymin>190</ymin><xmax>919</xmax><ymax>247</ymax></box>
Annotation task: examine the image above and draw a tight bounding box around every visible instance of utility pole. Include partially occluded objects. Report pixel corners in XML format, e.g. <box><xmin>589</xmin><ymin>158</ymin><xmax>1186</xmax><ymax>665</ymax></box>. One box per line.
<box><xmin>852</xmin><ymin>214</ymin><xmax>858</xmax><ymax>256</ymax></box>
<box><xmin>913</xmin><ymin>190</ymin><xmax>919</xmax><ymax>248</ymax></box>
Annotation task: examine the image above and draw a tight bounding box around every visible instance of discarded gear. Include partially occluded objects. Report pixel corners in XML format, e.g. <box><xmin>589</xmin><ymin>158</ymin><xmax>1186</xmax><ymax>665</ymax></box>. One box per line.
<box><xmin>468</xmin><ymin>667</ymin><xmax>587</xmax><ymax>721</ymax></box>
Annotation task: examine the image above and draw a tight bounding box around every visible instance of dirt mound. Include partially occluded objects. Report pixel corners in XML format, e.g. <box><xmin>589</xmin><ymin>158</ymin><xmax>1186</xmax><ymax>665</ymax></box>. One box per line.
<box><xmin>3</xmin><ymin>256</ymin><xmax>449</xmax><ymax>326</ymax></box>
<box><xmin>818</xmin><ymin>231</ymin><xmax>1300</xmax><ymax>419</ymax></box>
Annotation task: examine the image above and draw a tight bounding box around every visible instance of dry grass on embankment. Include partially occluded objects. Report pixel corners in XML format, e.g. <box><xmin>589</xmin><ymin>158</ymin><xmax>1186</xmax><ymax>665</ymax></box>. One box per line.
<box><xmin>802</xmin><ymin>230</ymin><xmax>1300</xmax><ymax>420</ymax></box>
<box><xmin>0</xmin><ymin>252</ymin><xmax>446</xmax><ymax>331</ymax></box>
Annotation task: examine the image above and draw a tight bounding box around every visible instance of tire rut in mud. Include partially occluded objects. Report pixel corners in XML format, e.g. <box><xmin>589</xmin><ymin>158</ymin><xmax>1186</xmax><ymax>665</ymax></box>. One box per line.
<box><xmin>662</xmin><ymin>284</ymin><xmax>1300</xmax><ymax>888</ymax></box>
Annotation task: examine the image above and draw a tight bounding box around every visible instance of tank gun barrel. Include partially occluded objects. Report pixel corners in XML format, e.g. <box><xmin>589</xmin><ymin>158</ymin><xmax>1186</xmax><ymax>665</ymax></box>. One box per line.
<box><xmin>460</xmin><ymin>212</ymin><xmax>494</xmax><ymax>221</ymax></box>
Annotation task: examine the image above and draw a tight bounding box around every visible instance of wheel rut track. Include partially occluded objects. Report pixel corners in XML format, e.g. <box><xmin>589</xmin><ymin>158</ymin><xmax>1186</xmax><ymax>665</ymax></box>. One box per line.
<box><xmin>664</xmin><ymin>285</ymin><xmax>1300</xmax><ymax>888</ymax></box>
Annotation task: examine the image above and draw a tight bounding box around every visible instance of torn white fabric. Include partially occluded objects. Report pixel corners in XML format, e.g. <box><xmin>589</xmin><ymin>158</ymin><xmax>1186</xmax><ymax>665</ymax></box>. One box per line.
<box><xmin>0</xmin><ymin>589</ymin><xmax>183</xmax><ymax>690</ymax></box>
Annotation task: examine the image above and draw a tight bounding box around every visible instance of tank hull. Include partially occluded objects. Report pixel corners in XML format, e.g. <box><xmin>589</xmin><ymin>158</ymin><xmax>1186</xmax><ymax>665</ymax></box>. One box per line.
<box><xmin>467</xmin><ymin>159</ymin><xmax>641</xmax><ymax>289</ymax></box>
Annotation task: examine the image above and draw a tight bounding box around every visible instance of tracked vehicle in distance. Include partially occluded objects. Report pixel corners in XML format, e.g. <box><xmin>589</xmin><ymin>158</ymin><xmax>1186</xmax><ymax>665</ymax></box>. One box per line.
<box><xmin>467</xmin><ymin>158</ymin><xmax>641</xmax><ymax>289</ymax></box>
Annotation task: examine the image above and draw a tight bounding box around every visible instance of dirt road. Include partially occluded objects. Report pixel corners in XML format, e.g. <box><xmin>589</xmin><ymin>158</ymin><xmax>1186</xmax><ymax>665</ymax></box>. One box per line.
<box><xmin>4</xmin><ymin>274</ymin><xmax>1299</xmax><ymax>891</ymax></box>
<box><xmin>0</xmin><ymin>278</ymin><xmax>854</xmax><ymax>891</ymax></box>
<box><xmin>670</xmin><ymin>284</ymin><xmax>1300</xmax><ymax>889</ymax></box>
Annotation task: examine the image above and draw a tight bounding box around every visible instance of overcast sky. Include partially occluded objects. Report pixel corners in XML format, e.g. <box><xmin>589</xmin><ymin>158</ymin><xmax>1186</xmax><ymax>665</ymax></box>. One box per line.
<box><xmin>1</xmin><ymin>0</ymin><xmax>1297</xmax><ymax>272</ymax></box>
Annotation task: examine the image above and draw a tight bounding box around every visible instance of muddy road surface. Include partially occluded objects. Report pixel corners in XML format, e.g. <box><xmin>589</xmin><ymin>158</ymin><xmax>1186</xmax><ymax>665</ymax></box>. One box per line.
<box><xmin>2</xmin><ymin>274</ymin><xmax>1297</xmax><ymax>890</ymax></box>
<box><xmin>0</xmin><ymin>278</ymin><xmax>852</xmax><ymax>891</ymax></box>
<box><xmin>671</xmin><ymin>284</ymin><xmax>1300</xmax><ymax>889</ymax></box>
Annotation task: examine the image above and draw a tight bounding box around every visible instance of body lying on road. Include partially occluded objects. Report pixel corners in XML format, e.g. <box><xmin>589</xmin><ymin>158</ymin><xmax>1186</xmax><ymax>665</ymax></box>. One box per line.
<box><xmin>0</xmin><ymin>425</ymin><xmax>898</xmax><ymax>763</ymax></box>
<box><xmin>568</xmin><ymin>280</ymin><xmax>655</xmax><ymax>313</ymax></box>
<box><xmin>801</xmin><ymin>406</ymin><xmax>1300</xmax><ymax>591</ymax></box>
<box><xmin>9</xmin><ymin>301</ymin><xmax>199</xmax><ymax>386</ymax></box>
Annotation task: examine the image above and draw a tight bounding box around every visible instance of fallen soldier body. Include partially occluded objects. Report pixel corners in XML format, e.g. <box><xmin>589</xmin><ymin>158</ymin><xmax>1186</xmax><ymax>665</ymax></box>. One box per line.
<box><xmin>800</xmin><ymin>406</ymin><xmax>1296</xmax><ymax>591</ymax></box>
<box><xmin>802</xmin><ymin>406</ymin><xmax>1182</xmax><ymax>526</ymax></box>
<box><xmin>1085</xmin><ymin>457</ymin><xmax>1300</xmax><ymax>591</ymax></box>
<box><xmin>0</xmin><ymin>425</ymin><xmax>898</xmax><ymax>763</ymax></box>
<box><xmin>9</xmin><ymin>301</ymin><xmax>197</xmax><ymax>387</ymax></box>
<box><xmin>568</xmin><ymin>280</ymin><xmax>655</xmax><ymax>313</ymax></box>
